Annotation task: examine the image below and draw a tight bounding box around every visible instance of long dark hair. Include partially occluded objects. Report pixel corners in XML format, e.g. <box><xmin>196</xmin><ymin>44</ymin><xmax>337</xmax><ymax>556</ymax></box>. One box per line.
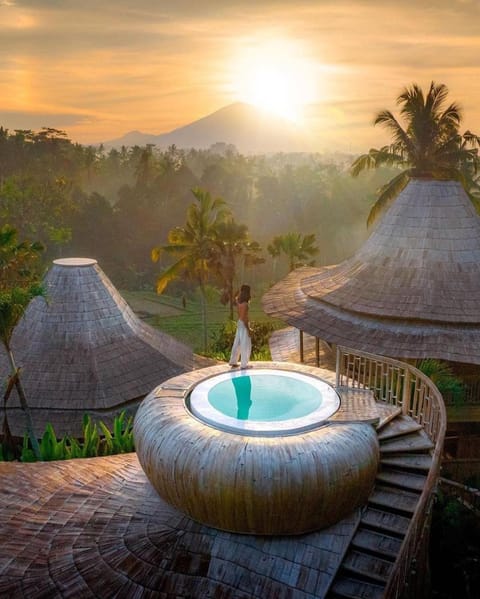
<box><xmin>237</xmin><ymin>284</ymin><xmax>251</xmax><ymax>304</ymax></box>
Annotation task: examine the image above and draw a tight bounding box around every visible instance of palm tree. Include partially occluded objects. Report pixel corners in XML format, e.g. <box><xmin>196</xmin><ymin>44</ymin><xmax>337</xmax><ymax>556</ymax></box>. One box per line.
<box><xmin>152</xmin><ymin>188</ymin><xmax>229</xmax><ymax>351</ymax></box>
<box><xmin>351</xmin><ymin>81</ymin><xmax>480</xmax><ymax>226</ymax></box>
<box><xmin>212</xmin><ymin>218</ymin><xmax>264</xmax><ymax>320</ymax></box>
<box><xmin>0</xmin><ymin>224</ymin><xmax>44</xmax><ymax>459</ymax></box>
<box><xmin>267</xmin><ymin>232</ymin><xmax>319</xmax><ymax>273</ymax></box>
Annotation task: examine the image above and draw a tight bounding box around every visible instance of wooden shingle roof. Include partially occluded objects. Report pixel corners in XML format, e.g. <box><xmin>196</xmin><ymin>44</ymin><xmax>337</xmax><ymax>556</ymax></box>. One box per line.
<box><xmin>0</xmin><ymin>453</ymin><xmax>360</xmax><ymax>598</ymax></box>
<box><xmin>263</xmin><ymin>179</ymin><xmax>480</xmax><ymax>364</ymax></box>
<box><xmin>0</xmin><ymin>368</ymin><xmax>440</xmax><ymax>598</ymax></box>
<box><xmin>1</xmin><ymin>258</ymin><xmax>193</xmax><ymax>436</ymax></box>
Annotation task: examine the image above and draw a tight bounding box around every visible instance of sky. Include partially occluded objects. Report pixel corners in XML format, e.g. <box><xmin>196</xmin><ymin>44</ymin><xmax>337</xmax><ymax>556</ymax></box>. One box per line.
<box><xmin>1</xmin><ymin>0</ymin><xmax>480</xmax><ymax>152</ymax></box>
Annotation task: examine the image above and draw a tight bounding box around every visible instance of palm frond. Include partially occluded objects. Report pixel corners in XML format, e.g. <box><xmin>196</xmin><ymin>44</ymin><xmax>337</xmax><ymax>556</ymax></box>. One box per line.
<box><xmin>367</xmin><ymin>171</ymin><xmax>410</xmax><ymax>228</ymax></box>
<box><xmin>463</xmin><ymin>130</ymin><xmax>480</xmax><ymax>148</ymax></box>
<box><xmin>469</xmin><ymin>193</ymin><xmax>480</xmax><ymax>215</ymax></box>
<box><xmin>155</xmin><ymin>256</ymin><xmax>190</xmax><ymax>294</ymax></box>
<box><xmin>350</xmin><ymin>152</ymin><xmax>378</xmax><ymax>177</ymax></box>
<box><xmin>374</xmin><ymin>111</ymin><xmax>412</xmax><ymax>151</ymax></box>
<box><xmin>440</xmin><ymin>102</ymin><xmax>462</xmax><ymax>128</ymax></box>
<box><xmin>267</xmin><ymin>240</ymin><xmax>281</xmax><ymax>258</ymax></box>
<box><xmin>151</xmin><ymin>247</ymin><xmax>162</xmax><ymax>263</ymax></box>
<box><xmin>426</xmin><ymin>82</ymin><xmax>449</xmax><ymax>114</ymax></box>
<box><xmin>167</xmin><ymin>227</ymin><xmax>189</xmax><ymax>244</ymax></box>
<box><xmin>398</xmin><ymin>83</ymin><xmax>425</xmax><ymax>119</ymax></box>
<box><xmin>351</xmin><ymin>146</ymin><xmax>405</xmax><ymax>177</ymax></box>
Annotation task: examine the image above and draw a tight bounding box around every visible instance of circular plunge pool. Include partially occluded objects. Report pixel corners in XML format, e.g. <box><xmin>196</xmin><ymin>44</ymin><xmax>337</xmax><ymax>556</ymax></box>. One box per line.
<box><xmin>134</xmin><ymin>363</ymin><xmax>380</xmax><ymax>535</ymax></box>
<box><xmin>188</xmin><ymin>368</ymin><xmax>340</xmax><ymax>435</ymax></box>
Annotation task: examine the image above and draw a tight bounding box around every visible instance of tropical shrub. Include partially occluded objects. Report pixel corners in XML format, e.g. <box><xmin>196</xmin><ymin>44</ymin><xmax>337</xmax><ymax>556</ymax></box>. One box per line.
<box><xmin>417</xmin><ymin>359</ymin><xmax>465</xmax><ymax>405</ymax></box>
<box><xmin>14</xmin><ymin>411</ymin><xmax>135</xmax><ymax>462</ymax></box>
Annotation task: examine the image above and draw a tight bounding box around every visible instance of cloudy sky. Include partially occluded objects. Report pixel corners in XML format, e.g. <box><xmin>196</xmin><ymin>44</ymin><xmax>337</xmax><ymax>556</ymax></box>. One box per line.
<box><xmin>1</xmin><ymin>0</ymin><xmax>480</xmax><ymax>151</ymax></box>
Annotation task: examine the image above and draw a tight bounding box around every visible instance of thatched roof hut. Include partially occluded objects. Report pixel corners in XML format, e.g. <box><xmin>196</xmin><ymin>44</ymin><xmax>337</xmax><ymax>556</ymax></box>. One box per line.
<box><xmin>263</xmin><ymin>179</ymin><xmax>480</xmax><ymax>365</ymax></box>
<box><xmin>1</xmin><ymin>258</ymin><xmax>193</xmax><ymax>436</ymax></box>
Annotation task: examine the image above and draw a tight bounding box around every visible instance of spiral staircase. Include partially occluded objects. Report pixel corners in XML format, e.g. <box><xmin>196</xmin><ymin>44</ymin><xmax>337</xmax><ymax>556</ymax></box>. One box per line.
<box><xmin>329</xmin><ymin>408</ymin><xmax>434</xmax><ymax>598</ymax></box>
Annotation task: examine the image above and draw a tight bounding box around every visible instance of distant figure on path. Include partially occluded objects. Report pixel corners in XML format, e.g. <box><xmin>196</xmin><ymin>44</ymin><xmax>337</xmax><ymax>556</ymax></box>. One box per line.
<box><xmin>229</xmin><ymin>285</ymin><xmax>252</xmax><ymax>369</ymax></box>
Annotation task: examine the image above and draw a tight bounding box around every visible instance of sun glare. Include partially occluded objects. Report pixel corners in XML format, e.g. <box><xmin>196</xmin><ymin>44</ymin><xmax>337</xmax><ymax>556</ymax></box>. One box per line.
<box><xmin>233</xmin><ymin>39</ymin><xmax>318</xmax><ymax>122</ymax></box>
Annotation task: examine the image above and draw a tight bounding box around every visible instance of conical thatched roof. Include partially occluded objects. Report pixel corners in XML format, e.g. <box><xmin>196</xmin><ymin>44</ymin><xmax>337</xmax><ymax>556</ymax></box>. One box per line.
<box><xmin>1</xmin><ymin>258</ymin><xmax>193</xmax><ymax>435</ymax></box>
<box><xmin>263</xmin><ymin>179</ymin><xmax>480</xmax><ymax>364</ymax></box>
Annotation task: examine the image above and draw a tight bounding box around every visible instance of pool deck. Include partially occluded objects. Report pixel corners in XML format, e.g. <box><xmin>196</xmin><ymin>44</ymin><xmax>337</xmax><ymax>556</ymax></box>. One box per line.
<box><xmin>155</xmin><ymin>361</ymin><xmax>380</xmax><ymax>427</ymax></box>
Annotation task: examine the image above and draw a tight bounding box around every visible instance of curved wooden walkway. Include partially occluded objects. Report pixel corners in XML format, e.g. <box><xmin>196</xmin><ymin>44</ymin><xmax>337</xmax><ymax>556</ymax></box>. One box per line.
<box><xmin>0</xmin><ymin>453</ymin><xmax>359</xmax><ymax>599</ymax></box>
<box><xmin>269</xmin><ymin>327</ymin><xmax>335</xmax><ymax>370</ymax></box>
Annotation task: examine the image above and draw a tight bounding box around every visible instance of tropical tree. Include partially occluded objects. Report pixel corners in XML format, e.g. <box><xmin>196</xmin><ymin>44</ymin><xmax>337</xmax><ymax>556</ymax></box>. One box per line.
<box><xmin>267</xmin><ymin>232</ymin><xmax>319</xmax><ymax>273</ymax></box>
<box><xmin>212</xmin><ymin>218</ymin><xmax>264</xmax><ymax>319</ymax></box>
<box><xmin>0</xmin><ymin>224</ymin><xmax>44</xmax><ymax>458</ymax></box>
<box><xmin>134</xmin><ymin>144</ymin><xmax>156</xmax><ymax>188</ymax></box>
<box><xmin>351</xmin><ymin>81</ymin><xmax>480</xmax><ymax>226</ymax></box>
<box><xmin>152</xmin><ymin>188</ymin><xmax>230</xmax><ymax>351</ymax></box>
<box><xmin>418</xmin><ymin>359</ymin><xmax>464</xmax><ymax>405</ymax></box>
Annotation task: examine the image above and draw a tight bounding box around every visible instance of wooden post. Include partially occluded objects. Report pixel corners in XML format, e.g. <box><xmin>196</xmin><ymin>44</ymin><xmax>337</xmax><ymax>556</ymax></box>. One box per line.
<box><xmin>402</xmin><ymin>369</ymin><xmax>411</xmax><ymax>415</ymax></box>
<box><xmin>299</xmin><ymin>330</ymin><xmax>304</xmax><ymax>363</ymax></box>
<box><xmin>336</xmin><ymin>346</ymin><xmax>341</xmax><ymax>387</ymax></box>
<box><xmin>315</xmin><ymin>337</ymin><xmax>320</xmax><ymax>367</ymax></box>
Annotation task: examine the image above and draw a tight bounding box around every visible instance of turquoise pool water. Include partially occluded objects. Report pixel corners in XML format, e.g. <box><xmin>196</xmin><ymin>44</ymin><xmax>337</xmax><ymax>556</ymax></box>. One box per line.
<box><xmin>208</xmin><ymin>373</ymin><xmax>322</xmax><ymax>421</ymax></box>
<box><xmin>188</xmin><ymin>368</ymin><xmax>340</xmax><ymax>435</ymax></box>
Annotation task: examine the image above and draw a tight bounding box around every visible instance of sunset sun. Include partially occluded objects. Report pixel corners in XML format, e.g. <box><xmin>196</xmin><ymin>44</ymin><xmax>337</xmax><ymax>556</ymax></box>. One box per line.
<box><xmin>233</xmin><ymin>39</ymin><xmax>318</xmax><ymax>122</ymax></box>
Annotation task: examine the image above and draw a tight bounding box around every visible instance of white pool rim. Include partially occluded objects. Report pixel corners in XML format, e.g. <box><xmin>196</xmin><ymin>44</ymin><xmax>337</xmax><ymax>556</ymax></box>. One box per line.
<box><xmin>188</xmin><ymin>368</ymin><xmax>341</xmax><ymax>435</ymax></box>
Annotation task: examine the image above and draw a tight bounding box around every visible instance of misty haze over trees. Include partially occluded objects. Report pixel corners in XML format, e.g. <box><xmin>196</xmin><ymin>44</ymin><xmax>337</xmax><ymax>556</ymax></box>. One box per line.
<box><xmin>0</xmin><ymin>126</ymin><xmax>395</xmax><ymax>293</ymax></box>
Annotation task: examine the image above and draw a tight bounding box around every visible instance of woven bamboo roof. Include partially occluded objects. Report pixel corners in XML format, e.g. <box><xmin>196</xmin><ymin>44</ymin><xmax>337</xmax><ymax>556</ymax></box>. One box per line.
<box><xmin>0</xmin><ymin>258</ymin><xmax>193</xmax><ymax>436</ymax></box>
<box><xmin>263</xmin><ymin>179</ymin><xmax>480</xmax><ymax>364</ymax></box>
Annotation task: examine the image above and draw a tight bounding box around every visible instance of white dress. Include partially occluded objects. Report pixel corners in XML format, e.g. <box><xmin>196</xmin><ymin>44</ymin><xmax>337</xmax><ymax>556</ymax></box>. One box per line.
<box><xmin>229</xmin><ymin>319</ymin><xmax>252</xmax><ymax>368</ymax></box>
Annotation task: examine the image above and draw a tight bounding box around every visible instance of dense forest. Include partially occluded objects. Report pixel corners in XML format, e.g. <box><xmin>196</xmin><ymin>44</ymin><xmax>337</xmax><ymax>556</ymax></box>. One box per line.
<box><xmin>0</xmin><ymin>126</ymin><xmax>394</xmax><ymax>292</ymax></box>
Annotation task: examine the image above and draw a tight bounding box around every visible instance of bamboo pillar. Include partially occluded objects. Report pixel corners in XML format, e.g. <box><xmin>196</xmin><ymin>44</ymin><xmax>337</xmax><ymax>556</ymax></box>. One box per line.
<box><xmin>336</xmin><ymin>346</ymin><xmax>342</xmax><ymax>387</ymax></box>
<box><xmin>402</xmin><ymin>369</ymin><xmax>411</xmax><ymax>415</ymax></box>
<box><xmin>299</xmin><ymin>330</ymin><xmax>304</xmax><ymax>363</ymax></box>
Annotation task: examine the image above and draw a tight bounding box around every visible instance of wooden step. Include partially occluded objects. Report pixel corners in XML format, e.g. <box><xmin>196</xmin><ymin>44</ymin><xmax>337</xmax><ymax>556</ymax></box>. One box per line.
<box><xmin>361</xmin><ymin>507</ymin><xmax>410</xmax><ymax>537</ymax></box>
<box><xmin>377</xmin><ymin>415</ymin><xmax>423</xmax><ymax>441</ymax></box>
<box><xmin>342</xmin><ymin>549</ymin><xmax>394</xmax><ymax>583</ymax></box>
<box><xmin>331</xmin><ymin>387</ymin><xmax>380</xmax><ymax>424</ymax></box>
<box><xmin>352</xmin><ymin>528</ymin><xmax>402</xmax><ymax>560</ymax></box>
<box><xmin>369</xmin><ymin>486</ymin><xmax>420</xmax><ymax>515</ymax></box>
<box><xmin>379</xmin><ymin>430</ymin><xmax>434</xmax><ymax>454</ymax></box>
<box><xmin>329</xmin><ymin>576</ymin><xmax>385</xmax><ymax>599</ymax></box>
<box><xmin>381</xmin><ymin>454</ymin><xmax>433</xmax><ymax>473</ymax></box>
<box><xmin>376</xmin><ymin>468</ymin><xmax>427</xmax><ymax>492</ymax></box>
<box><xmin>375</xmin><ymin>405</ymin><xmax>402</xmax><ymax>431</ymax></box>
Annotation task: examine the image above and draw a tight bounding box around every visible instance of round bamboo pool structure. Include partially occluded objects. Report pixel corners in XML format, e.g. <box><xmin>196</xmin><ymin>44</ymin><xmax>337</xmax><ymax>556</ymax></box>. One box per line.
<box><xmin>134</xmin><ymin>363</ymin><xmax>379</xmax><ymax>535</ymax></box>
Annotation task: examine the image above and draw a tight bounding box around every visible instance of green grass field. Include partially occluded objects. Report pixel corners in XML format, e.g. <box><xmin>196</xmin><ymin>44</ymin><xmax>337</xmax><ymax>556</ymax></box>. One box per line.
<box><xmin>121</xmin><ymin>289</ymin><xmax>282</xmax><ymax>353</ymax></box>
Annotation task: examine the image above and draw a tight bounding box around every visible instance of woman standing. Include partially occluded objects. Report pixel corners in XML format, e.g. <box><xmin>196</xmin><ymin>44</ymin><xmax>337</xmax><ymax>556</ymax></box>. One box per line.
<box><xmin>229</xmin><ymin>285</ymin><xmax>252</xmax><ymax>369</ymax></box>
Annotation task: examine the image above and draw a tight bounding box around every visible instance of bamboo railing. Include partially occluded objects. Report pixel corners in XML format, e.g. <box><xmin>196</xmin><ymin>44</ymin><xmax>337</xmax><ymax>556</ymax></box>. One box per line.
<box><xmin>336</xmin><ymin>346</ymin><xmax>447</xmax><ymax>599</ymax></box>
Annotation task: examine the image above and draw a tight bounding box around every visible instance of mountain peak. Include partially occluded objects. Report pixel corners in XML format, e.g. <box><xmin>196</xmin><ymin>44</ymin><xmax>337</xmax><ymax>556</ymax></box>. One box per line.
<box><xmin>103</xmin><ymin>103</ymin><xmax>311</xmax><ymax>153</ymax></box>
